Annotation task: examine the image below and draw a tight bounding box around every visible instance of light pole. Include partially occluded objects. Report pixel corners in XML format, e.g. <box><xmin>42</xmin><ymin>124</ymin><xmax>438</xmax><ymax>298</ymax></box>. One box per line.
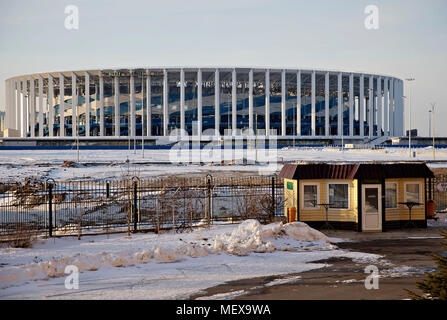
<box><xmin>430</xmin><ymin>102</ymin><xmax>436</xmax><ymax>160</ymax></box>
<box><xmin>255</xmin><ymin>113</ymin><xmax>258</xmax><ymax>163</ymax></box>
<box><xmin>428</xmin><ymin>110</ymin><xmax>431</xmax><ymax>138</ymax></box>
<box><xmin>405</xmin><ymin>78</ymin><xmax>415</xmax><ymax>157</ymax></box>
<box><xmin>76</xmin><ymin>85</ymin><xmax>79</xmax><ymax>163</ymax></box>
<box><xmin>141</xmin><ymin>72</ymin><xmax>145</xmax><ymax>159</ymax></box>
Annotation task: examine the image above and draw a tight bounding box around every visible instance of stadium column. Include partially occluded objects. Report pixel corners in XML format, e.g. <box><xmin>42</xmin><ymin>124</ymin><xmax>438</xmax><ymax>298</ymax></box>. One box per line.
<box><xmin>265</xmin><ymin>69</ymin><xmax>270</xmax><ymax>136</ymax></box>
<box><xmin>359</xmin><ymin>74</ymin><xmax>364</xmax><ymax>137</ymax></box>
<box><xmin>232</xmin><ymin>68</ymin><xmax>237</xmax><ymax>136</ymax></box>
<box><xmin>7</xmin><ymin>81</ymin><xmax>13</xmax><ymax>130</ymax></box>
<box><xmin>72</xmin><ymin>72</ymin><xmax>77</xmax><ymax>138</ymax></box>
<box><xmin>27</xmin><ymin>78</ymin><xmax>32</xmax><ymax>136</ymax></box>
<box><xmin>163</xmin><ymin>69</ymin><xmax>168</xmax><ymax>136</ymax></box>
<box><xmin>146</xmin><ymin>72</ymin><xmax>151</xmax><ymax>136</ymax></box>
<box><xmin>31</xmin><ymin>77</ymin><xmax>36</xmax><ymax>137</ymax></box>
<box><xmin>296</xmin><ymin>70</ymin><xmax>301</xmax><ymax>136</ymax></box>
<box><xmin>281</xmin><ymin>69</ymin><xmax>286</xmax><ymax>136</ymax></box>
<box><xmin>16</xmin><ymin>80</ymin><xmax>21</xmax><ymax>134</ymax></box>
<box><xmin>48</xmin><ymin>74</ymin><xmax>54</xmax><ymax>137</ymax></box>
<box><xmin>4</xmin><ymin>81</ymin><xmax>8</xmax><ymax>130</ymax></box>
<box><xmin>59</xmin><ymin>74</ymin><xmax>65</xmax><ymax>137</ymax></box>
<box><xmin>22</xmin><ymin>79</ymin><xmax>28</xmax><ymax>137</ymax></box>
<box><xmin>198</xmin><ymin>68</ymin><xmax>203</xmax><ymax>136</ymax></box>
<box><xmin>180</xmin><ymin>68</ymin><xmax>185</xmax><ymax>136</ymax></box>
<box><xmin>349</xmin><ymin>73</ymin><xmax>354</xmax><ymax>137</ymax></box>
<box><xmin>85</xmin><ymin>72</ymin><xmax>90</xmax><ymax>137</ymax></box>
<box><xmin>389</xmin><ymin>79</ymin><xmax>394</xmax><ymax>136</ymax></box>
<box><xmin>114</xmin><ymin>73</ymin><xmax>120</xmax><ymax>137</ymax></box>
<box><xmin>383</xmin><ymin>78</ymin><xmax>388</xmax><ymax>136</ymax></box>
<box><xmin>38</xmin><ymin>75</ymin><xmax>43</xmax><ymax>137</ymax></box>
<box><xmin>368</xmin><ymin>75</ymin><xmax>373</xmax><ymax>139</ymax></box>
<box><xmin>311</xmin><ymin>70</ymin><xmax>316</xmax><ymax>137</ymax></box>
<box><xmin>398</xmin><ymin>80</ymin><xmax>404</xmax><ymax>136</ymax></box>
<box><xmin>248</xmin><ymin>69</ymin><xmax>253</xmax><ymax>134</ymax></box>
<box><xmin>130</xmin><ymin>72</ymin><xmax>136</xmax><ymax>137</ymax></box>
<box><xmin>99</xmin><ymin>73</ymin><xmax>104</xmax><ymax>137</ymax></box>
<box><xmin>214</xmin><ymin>69</ymin><xmax>220</xmax><ymax>135</ymax></box>
<box><xmin>337</xmin><ymin>72</ymin><xmax>342</xmax><ymax>137</ymax></box>
<box><xmin>377</xmin><ymin>77</ymin><xmax>382</xmax><ymax>137</ymax></box>
<box><xmin>325</xmin><ymin>72</ymin><xmax>329</xmax><ymax>136</ymax></box>
<box><xmin>7</xmin><ymin>80</ymin><xmax>11</xmax><ymax>130</ymax></box>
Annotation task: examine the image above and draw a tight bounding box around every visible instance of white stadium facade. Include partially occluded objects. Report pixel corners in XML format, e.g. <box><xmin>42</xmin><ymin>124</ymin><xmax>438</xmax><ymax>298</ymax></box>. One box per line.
<box><xmin>3</xmin><ymin>67</ymin><xmax>404</xmax><ymax>144</ymax></box>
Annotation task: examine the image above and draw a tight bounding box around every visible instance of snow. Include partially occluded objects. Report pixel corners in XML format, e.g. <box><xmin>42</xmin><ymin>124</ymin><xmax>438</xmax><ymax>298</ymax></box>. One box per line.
<box><xmin>380</xmin><ymin>266</ymin><xmax>436</xmax><ymax>278</ymax></box>
<box><xmin>264</xmin><ymin>275</ymin><xmax>302</xmax><ymax>287</ymax></box>
<box><xmin>196</xmin><ymin>290</ymin><xmax>247</xmax><ymax>300</ymax></box>
<box><xmin>0</xmin><ymin>147</ymin><xmax>446</xmax><ymax>182</ymax></box>
<box><xmin>0</xmin><ymin>220</ymin><xmax>382</xmax><ymax>299</ymax></box>
<box><xmin>427</xmin><ymin>212</ymin><xmax>447</xmax><ymax>227</ymax></box>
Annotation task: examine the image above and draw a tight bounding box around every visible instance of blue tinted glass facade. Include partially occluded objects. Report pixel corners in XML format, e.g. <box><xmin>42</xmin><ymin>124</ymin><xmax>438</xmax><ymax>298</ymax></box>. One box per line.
<box><xmin>18</xmin><ymin>67</ymin><xmax>400</xmax><ymax>140</ymax></box>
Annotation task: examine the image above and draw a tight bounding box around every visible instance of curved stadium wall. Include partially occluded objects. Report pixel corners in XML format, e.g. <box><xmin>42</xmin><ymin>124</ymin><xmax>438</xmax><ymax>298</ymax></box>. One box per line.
<box><xmin>4</xmin><ymin>67</ymin><xmax>404</xmax><ymax>140</ymax></box>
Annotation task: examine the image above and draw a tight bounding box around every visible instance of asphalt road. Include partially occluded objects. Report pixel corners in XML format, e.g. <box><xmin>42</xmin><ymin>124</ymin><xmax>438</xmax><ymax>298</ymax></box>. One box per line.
<box><xmin>191</xmin><ymin>229</ymin><xmax>445</xmax><ymax>300</ymax></box>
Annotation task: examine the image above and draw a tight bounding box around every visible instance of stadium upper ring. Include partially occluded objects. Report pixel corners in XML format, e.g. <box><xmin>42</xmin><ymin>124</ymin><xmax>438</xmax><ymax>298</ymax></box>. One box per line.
<box><xmin>4</xmin><ymin>67</ymin><xmax>404</xmax><ymax>139</ymax></box>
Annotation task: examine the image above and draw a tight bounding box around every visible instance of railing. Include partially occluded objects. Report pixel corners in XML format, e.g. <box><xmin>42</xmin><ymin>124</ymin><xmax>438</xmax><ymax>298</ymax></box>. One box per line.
<box><xmin>0</xmin><ymin>175</ymin><xmax>284</xmax><ymax>237</ymax></box>
<box><xmin>433</xmin><ymin>174</ymin><xmax>447</xmax><ymax>213</ymax></box>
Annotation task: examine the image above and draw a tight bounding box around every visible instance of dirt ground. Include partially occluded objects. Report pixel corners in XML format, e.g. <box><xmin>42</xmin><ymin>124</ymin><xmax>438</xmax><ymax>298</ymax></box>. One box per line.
<box><xmin>191</xmin><ymin>227</ymin><xmax>446</xmax><ymax>300</ymax></box>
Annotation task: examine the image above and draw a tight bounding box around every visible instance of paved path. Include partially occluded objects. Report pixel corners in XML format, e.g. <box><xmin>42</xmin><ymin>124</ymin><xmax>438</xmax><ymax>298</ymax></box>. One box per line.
<box><xmin>191</xmin><ymin>228</ymin><xmax>445</xmax><ymax>300</ymax></box>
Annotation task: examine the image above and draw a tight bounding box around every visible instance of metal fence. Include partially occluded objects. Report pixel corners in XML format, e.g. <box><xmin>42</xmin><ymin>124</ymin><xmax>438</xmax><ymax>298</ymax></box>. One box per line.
<box><xmin>0</xmin><ymin>175</ymin><xmax>284</xmax><ymax>237</ymax></box>
<box><xmin>433</xmin><ymin>174</ymin><xmax>447</xmax><ymax>213</ymax></box>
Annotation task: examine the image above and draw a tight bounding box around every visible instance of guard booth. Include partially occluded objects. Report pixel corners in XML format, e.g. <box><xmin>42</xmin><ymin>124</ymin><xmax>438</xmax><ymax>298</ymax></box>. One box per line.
<box><xmin>279</xmin><ymin>163</ymin><xmax>435</xmax><ymax>232</ymax></box>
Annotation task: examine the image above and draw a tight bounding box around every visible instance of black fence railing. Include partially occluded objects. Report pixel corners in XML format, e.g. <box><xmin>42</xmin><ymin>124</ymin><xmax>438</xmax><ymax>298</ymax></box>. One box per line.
<box><xmin>0</xmin><ymin>175</ymin><xmax>284</xmax><ymax>237</ymax></box>
<box><xmin>433</xmin><ymin>174</ymin><xmax>447</xmax><ymax>213</ymax></box>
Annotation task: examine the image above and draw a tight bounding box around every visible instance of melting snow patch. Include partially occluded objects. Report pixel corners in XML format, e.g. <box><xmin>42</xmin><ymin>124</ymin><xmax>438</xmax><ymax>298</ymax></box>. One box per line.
<box><xmin>196</xmin><ymin>290</ymin><xmax>247</xmax><ymax>300</ymax></box>
<box><xmin>264</xmin><ymin>275</ymin><xmax>302</xmax><ymax>287</ymax></box>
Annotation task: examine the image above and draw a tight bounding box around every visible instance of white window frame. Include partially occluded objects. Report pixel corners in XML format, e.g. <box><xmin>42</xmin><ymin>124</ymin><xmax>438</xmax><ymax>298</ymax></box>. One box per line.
<box><xmin>327</xmin><ymin>182</ymin><xmax>350</xmax><ymax>210</ymax></box>
<box><xmin>301</xmin><ymin>182</ymin><xmax>320</xmax><ymax>210</ymax></box>
<box><xmin>385</xmin><ymin>182</ymin><xmax>398</xmax><ymax>209</ymax></box>
<box><xmin>403</xmin><ymin>181</ymin><xmax>423</xmax><ymax>207</ymax></box>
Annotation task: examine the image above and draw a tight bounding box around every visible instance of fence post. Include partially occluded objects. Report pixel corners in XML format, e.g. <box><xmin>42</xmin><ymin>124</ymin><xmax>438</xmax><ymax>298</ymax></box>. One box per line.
<box><xmin>271</xmin><ymin>176</ymin><xmax>275</xmax><ymax>221</ymax></box>
<box><xmin>133</xmin><ymin>180</ymin><xmax>138</xmax><ymax>232</ymax></box>
<box><xmin>206</xmin><ymin>174</ymin><xmax>213</xmax><ymax>225</ymax></box>
<box><xmin>106</xmin><ymin>181</ymin><xmax>110</xmax><ymax>198</ymax></box>
<box><xmin>47</xmin><ymin>181</ymin><xmax>54</xmax><ymax>237</ymax></box>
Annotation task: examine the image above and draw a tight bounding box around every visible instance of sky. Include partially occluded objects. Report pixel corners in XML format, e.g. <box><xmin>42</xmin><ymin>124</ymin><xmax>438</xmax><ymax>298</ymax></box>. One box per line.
<box><xmin>0</xmin><ymin>0</ymin><xmax>446</xmax><ymax>136</ymax></box>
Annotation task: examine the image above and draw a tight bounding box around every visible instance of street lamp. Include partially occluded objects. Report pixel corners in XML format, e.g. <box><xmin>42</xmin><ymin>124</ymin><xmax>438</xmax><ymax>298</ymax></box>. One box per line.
<box><xmin>430</xmin><ymin>102</ymin><xmax>436</xmax><ymax>160</ymax></box>
<box><xmin>141</xmin><ymin>72</ymin><xmax>145</xmax><ymax>159</ymax></box>
<box><xmin>405</xmin><ymin>78</ymin><xmax>415</xmax><ymax>157</ymax></box>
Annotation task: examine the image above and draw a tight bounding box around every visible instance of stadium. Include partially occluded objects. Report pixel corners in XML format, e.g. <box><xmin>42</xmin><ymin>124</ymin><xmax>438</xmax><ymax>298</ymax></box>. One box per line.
<box><xmin>3</xmin><ymin>67</ymin><xmax>404</xmax><ymax>144</ymax></box>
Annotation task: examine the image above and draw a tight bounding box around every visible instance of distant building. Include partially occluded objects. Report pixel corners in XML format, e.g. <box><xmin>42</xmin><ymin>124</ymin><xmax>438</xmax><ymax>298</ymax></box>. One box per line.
<box><xmin>4</xmin><ymin>67</ymin><xmax>404</xmax><ymax>140</ymax></box>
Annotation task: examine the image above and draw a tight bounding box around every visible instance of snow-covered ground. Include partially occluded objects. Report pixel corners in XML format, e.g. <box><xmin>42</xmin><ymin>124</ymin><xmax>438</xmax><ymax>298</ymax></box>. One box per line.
<box><xmin>0</xmin><ymin>220</ymin><xmax>383</xmax><ymax>299</ymax></box>
<box><xmin>0</xmin><ymin>147</ymin><xmax>446</xmax><ymax>182</ymax></box>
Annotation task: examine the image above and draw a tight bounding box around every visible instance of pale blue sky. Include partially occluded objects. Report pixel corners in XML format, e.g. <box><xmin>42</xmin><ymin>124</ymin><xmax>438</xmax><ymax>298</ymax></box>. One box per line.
<box><xmin>1</xmin><ymin>0</ymin><xmax>446</xmax><ymax>135</ymax></box>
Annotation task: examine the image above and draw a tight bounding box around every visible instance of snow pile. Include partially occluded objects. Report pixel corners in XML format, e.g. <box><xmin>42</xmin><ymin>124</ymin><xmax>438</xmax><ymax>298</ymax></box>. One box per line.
<box><xmin>262</xmin><ymin>221</ymin><xmax>330</xmax><ymax>242</ymax></box>
<box><xmin>0</xmin><ymin>220</ymin><xmax>335</xmax><ymax>289</ymax></box>
<box><xmin>154</xmin><ymin>247</ymin><xmax>181</xmax><ymax>263</ymax></box>
<box><xmin>213</xmin><ymin>220</ymin><xmax>275</xmax><ymax>256</ymax></box>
